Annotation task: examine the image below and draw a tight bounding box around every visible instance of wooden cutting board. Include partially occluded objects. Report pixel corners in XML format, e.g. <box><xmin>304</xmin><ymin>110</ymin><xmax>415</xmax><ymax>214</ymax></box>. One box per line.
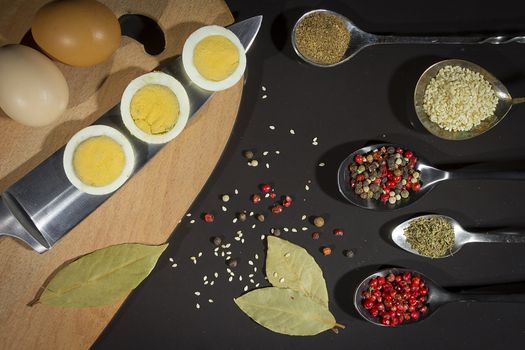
<box><xmin>0</xmin><ymin>1</ymin><xmax>242</xmax><ymax>349</ymax></box>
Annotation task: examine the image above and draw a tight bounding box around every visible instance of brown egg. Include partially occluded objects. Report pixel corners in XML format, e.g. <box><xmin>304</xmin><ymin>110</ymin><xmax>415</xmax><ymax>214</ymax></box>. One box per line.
<box><xmin>31</xmin><ymin>0</ymin><xmax>121</xmax><ymax>67</ymax></box>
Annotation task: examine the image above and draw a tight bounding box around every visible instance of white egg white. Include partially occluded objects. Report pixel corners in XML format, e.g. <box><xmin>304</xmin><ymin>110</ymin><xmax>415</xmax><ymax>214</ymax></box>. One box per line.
<box><xmin>120</xmin><ymin>71</ymin><xmax>190</xmax><ymax>144</ymax></box>
<box><xmin>63</xmin><ymin>125</ymin><xmax>135</xmax><ymax>195</ymax></box>
<box><xmin>182</xmin><ymin>25</ymin><xmax>246</xmax><ymax>91</ymax></box>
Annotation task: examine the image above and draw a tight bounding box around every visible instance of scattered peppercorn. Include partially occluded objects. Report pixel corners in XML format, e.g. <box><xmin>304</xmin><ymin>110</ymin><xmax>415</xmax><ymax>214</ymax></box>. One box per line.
<box><xmin>238</xmin><ymin>212</ymin><xmax>247</xmax><ymax>222</ymax></box>
<box><xmin>322</xmin><ymin>246</ymin><xmax>332</xmax><ymax>256</ymax></box>
<box><xmin>343</xmin><ymin>249</ymin><xmax>354</xmax><ymax>258</ymax></box>
<box><xmin>282</xmin><ymin>195</ymin><xmax>293</xmax><ymax>208</ymax></box>
<box><xmin>204</xmin><ymin>213</ymin><xmax>214</xmax><ymax>222</ymax></box>
<box><xmin>256</xmin><ymin>214</ymin><xmax>265</xmax><ymax>222</ymax></box>
<box><xmin>212</xmin><ymin>236</ymin><xmax>222</xmax><ymax>246</ymax></box>
<box><xmin>271</xmin><ymin>204</ymin><xmax>284</xmax><ymax>214</ymax></box>
<box><xmin>249</xmin><ymin>159</ymin><xmax>259</xmax><ymax>167</ymax></box>
<box><xmin>312</xmin><ymin>232</ymin><xmax>320</xmax><ymax>240</ymax></box>
<box><xmin>243</xmin><ymin>150</ymin><xmax>254</xmax><ymax>159</ymax></box>
<box><xmin>272</xmin><ymin>228</ymin><xmax>281</xmax><ymax>236</ymax></box>
<box><xmin>227</xmin><ymin>258</ymin><xmax>239</xmax><ymax>268</ymax></box>
<box><xmin>334</xmin><ymin>228</ymin><xmax>344</xmax><ymax>236</ymax></box>
<box><xmin>261</xmin><ymin>184</ymin><xmax>271</xmax><ymax>193</ymax></box>
<box><xmin>251</xmin><ymin>194</ymin><xmax>261</xmax><ymax>204</ymax></box>
<box><xmin>221</xmin><ymin>194</ymin><xmax>230</xmax><ymax>202</ymax></box>
<box><xmin>313</xmin><ymin>216</ymin><xmax>325</xmax><ymax>228</ymax></box>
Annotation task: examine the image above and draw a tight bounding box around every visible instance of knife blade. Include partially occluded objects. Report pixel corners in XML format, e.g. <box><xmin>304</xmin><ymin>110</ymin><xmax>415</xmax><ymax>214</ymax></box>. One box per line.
<box><xmin>0</xmin><ymin>15</ymin><xmax>262</xmax><ymax>253</ymax></box>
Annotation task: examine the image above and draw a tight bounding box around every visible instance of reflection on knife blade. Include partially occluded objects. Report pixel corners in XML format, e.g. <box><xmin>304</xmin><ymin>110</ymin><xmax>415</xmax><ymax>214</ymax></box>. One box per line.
<box><xmin>0</xmin><ymin>16</ymin><xmax>263</xmax><ymax>253</ymax></box>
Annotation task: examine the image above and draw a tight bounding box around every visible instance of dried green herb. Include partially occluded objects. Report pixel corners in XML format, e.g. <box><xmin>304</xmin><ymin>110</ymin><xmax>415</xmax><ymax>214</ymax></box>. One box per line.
<box><xmin>266</xmin><ymin>236</ymin><xmax>328</xmax><ymax>307</ymax></box>
<box><xmin>36</xmin><ymin>243</ymin><xmax>168</xmax><ymax>307</ymax></box>
<box><xmin>234</xmin><ymin>287</ymin><xmax>336</xmax><ymax>336</ymax></box>
<box><xmin>404</xmin><ymin>217</ymin><xmax>454</xmax><ymax>258</ymax></box>
<box><xmin>294</xmin><ymin>12</ymin><xmax>350</xmax><ymax>65</ymax></box>
<box><xmin>236</xmin><ymin>237</ymin><xmax>343</xmax><ymax>336</ymax></box>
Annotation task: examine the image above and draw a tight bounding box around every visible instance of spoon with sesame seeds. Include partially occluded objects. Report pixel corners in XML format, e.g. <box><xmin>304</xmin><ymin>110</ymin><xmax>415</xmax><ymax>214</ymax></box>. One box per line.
<box><xmin>414</xmin><ymin>59</ymin><xmax>525</xmax><ymax>140</ymax></box>
<box><xmin>391</xmin><ymin>214</ymin><xmax>525</xmax><ymax>258</ymax></box>
<box><xmin>292</xmin><ymin>9</ymin><xmax>525</xmax><ymax>68</ymax></box>
<box><xmin>337</xmin><ymin>143</ymin><xmax>525</xmax><ymax>210</ymax></box>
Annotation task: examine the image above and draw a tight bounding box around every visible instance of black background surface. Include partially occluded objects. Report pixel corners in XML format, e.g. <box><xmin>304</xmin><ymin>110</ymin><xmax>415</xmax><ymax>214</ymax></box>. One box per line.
<box><xmin>94</xmin><ymin>1</ymin><xmax>525</xmax><ymax>349</ymax></box>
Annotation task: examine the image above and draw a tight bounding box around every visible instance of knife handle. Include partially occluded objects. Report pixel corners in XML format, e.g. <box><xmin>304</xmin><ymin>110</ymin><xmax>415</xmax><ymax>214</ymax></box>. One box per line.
<box><xmin>0</xmin><ymin>195</ymin><xmax>49</xmax><ymax>253</ymax></box>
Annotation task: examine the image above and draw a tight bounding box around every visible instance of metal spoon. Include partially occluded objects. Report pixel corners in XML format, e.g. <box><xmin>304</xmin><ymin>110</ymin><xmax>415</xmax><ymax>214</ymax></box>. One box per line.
<box><xmin>354</xmin><ymin>268</ymin><xmax>525</xmax><ymax>326</ymax></box>
<box><xmin>291</xmin><ymin>9</ymin><xmax>525</xmax><ymax>68</ymax></box>
<box><xmin>337</xmin><ymin>143</ymin><xmax>525</xmax><ymax>210</ymax></box>
<box><xmin>414</xmin><ymin>59</ymin><xmax>525</xmax><ymax>140</ymax></box>
<box><xmin>391</xmin><ymin>214</ymin><xmax>525</xmax><ymax>258</ymax></box>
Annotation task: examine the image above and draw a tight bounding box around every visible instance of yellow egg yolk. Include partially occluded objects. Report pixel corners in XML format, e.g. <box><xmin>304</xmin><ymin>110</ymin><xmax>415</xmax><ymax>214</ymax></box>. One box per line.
<box><xmin>73</xmin><ymin>136</ymin><xmax>126</xmax><ymax>187</ymax></box>
<box><xmin>130</xmin><ymin>84</ymin><xmax>179</xmax><ymax>135</ymax></box>
<box><xmin>193</xmin><ymin>35</ymin><xmax>239</xmax><ymax>81</ymax></box>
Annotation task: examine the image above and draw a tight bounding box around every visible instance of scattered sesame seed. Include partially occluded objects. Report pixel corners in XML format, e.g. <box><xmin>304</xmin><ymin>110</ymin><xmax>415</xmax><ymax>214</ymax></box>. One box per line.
<box><xmin>248</xmin><ymin>260</ymin><xmax>254</xmax><ymax>265</ymax></box>
<box><xmin>227</xmin><ymin>268</ymin><xmax>232</xmax><ymax>273</ymax></box>
<box><xmin>196</xmin><ymin>303</ymin><xmax>200</xmax><ymax>309</ymax></box>
<box><xmin>235</xmin><ymin>189</ymin><xmax>239</xmax><ymax>195</ymax></box>
<box><xmin>169</xmin><ymin>257</ymin><xmax>174</xmax><ymax>262</ymax></box>
<box><xmin>203</xmin><ymin>276</ymin><xmax>208</xmax><ymax>281</ymax></box>
<box><xmin>190</xmin><ymin>219</ymin><xmax>195</xmax><ymax>224</ymax></box>
<box><xmin>252</xmin><ymin>224</ymin><xmax>256</xmax><ymax>229</ymax></box>
<box><xmin>302</xmin><ymin>215</ymin><xmax>307</xmax><ymax>220</ymax></box>
<box><xmin>222</xmin><ymin>206</ymin><xmax>227</xmax><ymax>212</ymax></box>
<box><xmin>244</xmin><ymin>285</ymin><xmax>249</xmax><ymax>292</ymax></box>
<box><xmin>250</xmin><ymin>279</ymin><xmax>255</xmax><ymax>284</ymax></box>
<box><xmin>249</xmin><ymin>212</ymin><xmax>254</xmax><ymax>216</ymax></box>
<box><xmin>249</xmin><ymin>274</ymin><xmax>254</xmax><ymax>278</ymax></box>
<box><xmin>234</xmin><ymin>237</ymin><xmax>241</xmax><ymax>241</ymax></box>
<box><xmin>195</xmin><ymin>291</ymin><xmax>201</xmax><ymax>296</ymax></box>
<box><xmin>266</xmin><ymin>163</ymin><xmax>270</xmax><ymax>169</ymax></box>
<box><xmin>226</xmin><ymin>251</ymin><xmax>232</xmax><ymax>255</ymax></box>
<box><xmin>210</xmin><ymin>281</ymin><xmax>215</xmax><ymax>286</ymax></box>
<box><xmin>313</xmin><ymin>137</ymin><xmax>318</xmax><ymax>142</ymax></box>
<box><xmin>209</xmin><ymin>299</ymin><xmax>214</xmax><ymax>303</ymax></box>
<box><xmin>263</xmin><ymin>151</ymin><xmax>269</xmax><ymax>156</ymax></box>
<box><xmin>302</xmin><ymin>227</ymin><xmax>308</xmax><ymax>231</ymax></box>
<box><xmin>262</xmin><ymin>86</ymin><xmax>267</xmax><ymax>91</ymax></box>
<box><xmin>279</xmin><ymin>277</ymin><xmax>285</xmax><ymax>283</ymax></box>
<box><xmin>228</xmin><ymin>276</ymin><xmax>233</xmax><ymax>282</ymax></box>
<box><xmin>214</xmin><ymin>247</ymin><xmax>219</xmax><ymax>252</ymax></box>
<box><xmin>214</xmin><ymin>272</ymin><xmax>219</xmax><ymax>278</ymax></box>
<box><xmin>260</xmin><ymin>234</ymin><xmax>266</xmax><ymax>240</ymax></box>
<box><xmin>225</xmin><ymin>243</ymin><xmax>231</xmax><ymax>248</ymax></box>
<box><xmin>256</xmin><ymin>283</ymin><xmax>260</xmax><ymax>287</ymax></box>
<box><xmin>318</xmin><ymin>162</ymin><xmax>325</xmax><ymax>167</ymax></box>
<box><xmin>290</xmin><ymin>129</ymin><xmax>295</xmax><ymax>135</ymax></box>
<box><xmin>204</xmin><ymin>281</ymin><xmax>209</xmax><ymax>285</ymax></box>
<box><xmin>222</xmin><ymin>194</ymin><xmax>230</xmax><ymax>202</ymax></box>
<box><xmin>233</xmin><ymin>218</ymin><xmax>238</xmax><ymax>223</ymax></box>
<box><xmin>239</xmin><ymin>275</ymin><xmax>243</xmax><ymax>281</ymax></box>
<box><xmin>291</xmin><ymin>228</ymin><xmax>298</xmax><ymax>233</ymax></box>
<box><xmin>253</xmin><ymin>267</ymin><xmax>258</xmax><ymax>272</ymax></box>
<box><xmin>265</xmin><ymin>193</ymin><xmax>269</xmax><ymax>198</ymax></box>
<box><xmin>269</xmin><ymin>125</ymin><xmax>275</xmax><ymax>130</ymax></box>
<box><xmin>273</xmin><ymin>272</ymin><xmax>278</xmax><ymax>277</ymax></box>
<box><xmin>186</xmin><ymin>213</ymin><xmax>192</xmax><ymax>217</ymax></box>
<box><xmin>262</xmin><ymin>94</ymin><xmax>268</xmax><ymax>99</ymax></box>
<box><xmin>190</xmin><ymin>256</ymin><xmax>196</xmax><ymax>261</ymax></box>
<box><xmin>171</xmin><ymin>263</ymin><xmax>178</xmax><ymax>268</ymax></box>
<box><xmin>305</xmin><ymin>184</ymin><xmax>310</xmax><ymax>191</ymax></box>
<box><xmin>284</xmin><ymin>252</ymin><xmax>291</xmax><ymax>258</ymax></box>
<box><xmin>283</xmin><ymin>228</ymin><xmax>289</xmax><ymax>232</ymax></box>
<box><xmin>198</xmin><ymin>252</ymin><xmax>203</xmax><ymax>257</ymax></box>
<box><xmin>255</xmin><ymin>254</ymin><xmax>259</xmax><ymax>260</ymax></box>
<box><xmin>312</xmin><ymin>141</ymin><xmax>318</xmax><ymax>146</ymax></box>
<box><xmin>221</xmin><ymin>252</ymin><xmax>225</xmax><ymax>257</ymax></box>
<box><xmin>214</xmin><ymin>252</ymin><xmax>218</xmax><ymax>256</ymax></box>
<box><xmin>275</xmin><ymin>151</ymin><xmax>280</xmax><ymax>154</ymax></box>
<box><xmin>241</xmin><ymin>238</ymin><xmax>245</xmax><ymax>244</ymax></box>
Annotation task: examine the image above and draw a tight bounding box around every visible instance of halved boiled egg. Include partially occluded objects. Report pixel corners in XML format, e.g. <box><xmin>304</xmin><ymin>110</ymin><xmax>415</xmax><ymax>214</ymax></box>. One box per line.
<box><xmin>63</xmin><ymin>125</ymin><xmax>135</xmax><ymax>195</ymax></box>
<box><xmin>120</xmin><ymin>72</ymin><xmax>190</xmax><ymax>144</ymax></box>
<box><xmin>182</xmin><ymin>25</ymin><xmax>246</xmax><ymax>91</ymax></box>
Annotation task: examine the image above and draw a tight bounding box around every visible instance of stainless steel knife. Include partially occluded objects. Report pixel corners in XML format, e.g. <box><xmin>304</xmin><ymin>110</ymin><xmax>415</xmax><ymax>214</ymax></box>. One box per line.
<box><xmin>0</xmin><ymin>15</ymin><xmax>262</xmax><ymax>253</ymax></box>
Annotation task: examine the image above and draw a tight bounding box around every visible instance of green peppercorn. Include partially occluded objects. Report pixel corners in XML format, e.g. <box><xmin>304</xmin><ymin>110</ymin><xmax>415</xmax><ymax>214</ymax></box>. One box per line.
<box><xmin>227</xmin><ymin>258</ymin><xmax>238</xmax><ymax>268</ymax></box>
<box><xmin>257</xmin><ymin>214</ymin><xmax>265</xmax><ymax>222</ymax></box>
<box><xmin>272</xmin><ymin>228</ymin><xmax>281</xmax><ymax>236</ymax></box>
<box><xmin>212</xmin><ymin>236</ymin><xmax>222</xmax><ymax>246</ymax></box>
<box><xmin>238</xmin><ymin>212</ymin><xmax>247</xmax><ymax>221</ymax></box>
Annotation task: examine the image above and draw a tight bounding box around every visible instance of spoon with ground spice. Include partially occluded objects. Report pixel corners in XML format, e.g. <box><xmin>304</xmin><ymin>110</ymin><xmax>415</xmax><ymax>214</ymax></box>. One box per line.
<box><xmin>414</xmin><ymin>59</ymin><xmax>525</xmax><ymax>140</ymax></box>
<box><xmin>292</xmin><ymin>9</ymin><xmax>525</xmax><ymax>67</ymax></box>
<box><xmin>391</xmin><ymin>214</ymin><xmax>525</xmax><ymax>258</ymax></box>
<box><xmin>354</xmin><ymin>267</ymin><xmax>525</xmax><ymax>327</ymax></box>
<box><xmin>337</xmin><ymin>143</ymin><xmax>525</xmax><ymax>210</ymax></box>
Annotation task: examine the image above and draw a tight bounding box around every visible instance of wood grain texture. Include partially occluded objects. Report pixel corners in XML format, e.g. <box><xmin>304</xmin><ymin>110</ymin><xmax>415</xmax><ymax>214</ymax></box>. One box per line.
<box><xmin>0</xmin><ymin>1</ymin><xmax>241</xmax><ymax>349</ymax></box>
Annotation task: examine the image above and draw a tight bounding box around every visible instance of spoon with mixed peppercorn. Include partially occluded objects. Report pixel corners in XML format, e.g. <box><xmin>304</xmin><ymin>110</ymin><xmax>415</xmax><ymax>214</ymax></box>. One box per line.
<box><xmin>337</xmin><ymin>143</ymin><xmax>525</xmax><ymax>210</ymax></box>
<box><xmin>391</xmin><ymin>214</ymin><xmax>525</xmax><ymax>258</ymax></box>
<box><xmin>354</xmin><ymin>268</ymin><xmax>525</xmax><ymax>327</ymax></box>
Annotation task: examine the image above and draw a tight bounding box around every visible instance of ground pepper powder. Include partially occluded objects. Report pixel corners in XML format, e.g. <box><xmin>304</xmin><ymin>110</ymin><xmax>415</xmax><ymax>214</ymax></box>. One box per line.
<box><xmin>294</xmin><ymin>12</ymin><xmax>350</xmax><ymax>65</ymax></box>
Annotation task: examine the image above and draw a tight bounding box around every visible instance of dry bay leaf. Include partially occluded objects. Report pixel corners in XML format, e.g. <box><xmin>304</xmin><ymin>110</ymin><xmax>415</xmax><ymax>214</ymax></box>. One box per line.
<box><xmin>266</xmin><ymin>236</ymin><xmax>328</xmax><ymax>307</ymax></box>
<box><xmin>234</xmin><ymin>287</ymin><xmax>336</xmax><ymax>336</ymax></box>
<box><xmin>36</xmin><ymin>243</ymin><xmax>168</xmax><ymax>307</ymax></box>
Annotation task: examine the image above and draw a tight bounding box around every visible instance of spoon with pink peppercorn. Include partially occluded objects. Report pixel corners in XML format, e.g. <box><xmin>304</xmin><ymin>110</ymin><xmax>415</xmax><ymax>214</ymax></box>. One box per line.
<box><xmin>337</xmin><ymin>143</ymin><xmax>525</xmax><ymax>210</ymax></box>
<box><xmin>354</xmin><ymin>268</ymin><xmax>525</xmax><ymax>327</ymax></box>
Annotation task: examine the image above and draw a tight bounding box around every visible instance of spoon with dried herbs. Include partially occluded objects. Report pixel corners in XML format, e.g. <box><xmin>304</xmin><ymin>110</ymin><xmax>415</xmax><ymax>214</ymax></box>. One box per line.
<box><xmin>337</xmin><ymin>143</ymin><xmax>525</xmax><ymax>210</ymax></box>
<box><xmin>354</xmin><ymin>267</ymin><xmax>525</xmax><ymax>327</ymax></box>
<box><xmin>391</xmin><ymin>214</ymin><xmax>525</xmax><ymax>258</ymax></box>
<box><xmin>292</xmin><ymin>9</ymin><xmax>525</xmax><ymax>67</ymax></box>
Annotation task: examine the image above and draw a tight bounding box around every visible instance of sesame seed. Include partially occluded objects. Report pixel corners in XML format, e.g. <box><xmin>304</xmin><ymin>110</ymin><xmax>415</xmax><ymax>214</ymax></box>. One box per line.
<box><xmin>209</xmin><ymin>299</ymin><xmax>214</xmax><ymax>303</ymax></box>
<box><xmin>262</xmin><ymin>94</ymin><xmax>268</xmax><ymax>99</ymax></box>
<box><xmin>252</xmin><ymin>224</ymin><xmax>256</xmax><ymax>229</ymax></box>
<box><xmin>210</xmin><ymin>281</ymin><xmax>215</xmax><ymax>286</ymax></box>
<box><xmin>198</xmin><ymin>252</ymin><xmax>202</xmax><ymax>257</ymax></box>
<box><xmin>250</xmin><ymin>279</ymin><xmax>255</xmax><ymax>284</ymax></box>
<box><xmin>234</xmin><ymin>237</ymin><xmax>241</xmax><ymax>241</ymax></box>
<box><xmin>190</xmin><ymin>256</ymin><xmax>196</xmax><ymax>261</ymax></box>
<box><xmin>291</xmin><ymin>228</ymin><xmax>298</xmax><ymax>232</ymax></box>
<box><xmin>214</xmin><ymin>252</ymin><xmax>218</xmax><ymax>256</ymax></box>
<box><xmin>273</xmin><ymin>272</ymin><xmax>278</xmax><ymax>277</ymax></box>
<box><xmin>283</xmin><ymin>228</ymin><xmax>289</xmax><ymax>232</ymax></box>
<box><xmin>172</xmin><ymin>263</ymin><xmax>178</xmax><ymax>268</ymax></box>
<box><xmin>214</xmin><ymin>272</ymin><xmax>219</xmax><ymax>278</ymax></box>
<box><xmin>312</xmin><ymin>141</ymin><xmax>318</xmax><ymax>146</ymax></box>
<box><xmin>190</xmin><ymin>219</ymin><xmax>195</xmax><ymax>224</ymax></box>
<box><xmin>186</xmin><ymin>213</ymin><xmax>192</xmax><ymax>217</ymax></box>
<box><xmin>249</xmin><ymin>274</ymin><xmax>254</xmax><ymax>278</ymax></box>
<box><xmin>269</xmin><ymin>125</ymin><xmax>275</xmax><ymax>130</ymax></box>
<box><xmin>265</xmin><ymin>193</ymin><xmax>269</xmax><ymax>198</ymax></box>
<box><xmin>263</xmin><ymin>151</ymin><xmax>269</xmax><ymax>156</ymax></box>
<box><xmin>203</xmin><ymin>276</ymin><xmax>207</xmax><ymax>281</ymax></box>
<box><xmin>214</xmin><ymin>247</ymin><xmax>219</xmax><ymax>252</ymax></box>
<box><xmin>248</xmin><ymin>260</ymin><xmax>254</xmax><ymax>265</ymax></box>
<box><xmin>224</xmin><ymin>243</ymin><xmax>231</xmax><ymax>248</ymax></box>
<box><xmin>305</xmin><ymin>184</ymin><xmax>310</xmax><ymax>191</ymax></box>
<box><xmin>195</xmin><ymin>291</ymin><xmax>201</xmax><ymax>296</ymax></box>
<box><xmin>302</xmin><ymin>227</ymin><xmax>308</xmax><ymax>231</ymax></box>
<box><xmin>239</xmin><ymin>275</ymin><xmax>243</xmax><ymax>281</ymax></box>
<box><xmin>228</xmin><ymin>276</ymin><xmax>233</xmax><ymax>282</ymax></box>
<box><xmin>302</xmin><ymin>215</ymin><xmax>307</xmax><ymax>220</ymax></box>
<box><xmin>169</xmin><ymin>257</ymin><xmax>174</xmax><ymax>262</ymax></box>
<box><xmin>279</xmin><ymin>277</ymin><xmax>285</xmax><ymax>283</ymax></box>
<box><xmin>244</xmin><ymin>285</ymin><xmax>249</xmax><ymax>292</ymax></box>
<box><xmin>318</xmin><ymin>162</ymin><xmax>325</xmax><ymax>167</ymax></box>
<box><xmin>235</xmin><ymin>189</ymin><xmax>239</xmax><ymax>195</ymax></box>
<box><xmin>313</xmin><ymin>137</ymin><xmax>318</xmax><ymax>142</ymax></box>
<box><xmin>284</xmin><ymin>252</ymin><xmax>291</xmax><ymax>258</ymax></box>
<box><xmin>254</xmin><ymin>267</ymin><xmax>258</xmax><ymax>272</ymax></box>
<box><xmin>233</xmin><ymin>218</ymin><xmax>238</xmax><ymax>223</ymax></box>
<box><xmin>290</xmin><ymin>129</ymin><xmax>295</xmax><ymax>135</ymax></box>
<box><xmin>249</xmin><ymin>212</ymin><xmax>254</xmax><ymax>216</ymax></box>
<box><xmin>275</xmin><ymin>151</ymin><xmax>280</xmax><ymax>154</ymax></box>
<box><xmin>221</xmin><ymin>252</ymin><xmax>225</xmax><ymax>257</ymax></box>
<box><xmin>196</xmin><ymin>303</ymin><xmax>200</xmax><ymax>309</ymax></box>
<box><xmin>256</xmin><ymin>283</ymin><xmax>260</xmax><ymax>287</ymax></box>
<box><xmin>204</xmin><ymin>281</ymin><xmax>208</xmax><ymax>285</ymax></box>
<box><xmin>241</xmin><ymin>238</ymin><xmax>245</xmax><ymax>244</ymax></box>
<box><xmin>226</xmin><ymin>251</ymin><xmax>232</xmax><ymax>255</ymax></box>
<box><xmin>222</xmin><ymin>206</ymin><xmax>227</xmax><ymax>212</ymax></box>
<box><xmin>255</xmin><ymin>254</ymin><xmax>259</xmax><ymax>260</ymax></box>
<box><xmin>261</xmin><ymin>234</ymin><xmax>266</xmax><ymax>240</ymax></box>
<box><xmin>227</xmin><ymin>268</ymin><xmax>232</xmax><ymax>273</ymax></box>
<box><xmin>266</xmin><ymin>163</ymin><xmax>270</xmax><ymax>169</ymax></box>
<box><xmin>262</xmin><ymin>86</ymin><xmax>267</xmax><ymax>91</ymax></box>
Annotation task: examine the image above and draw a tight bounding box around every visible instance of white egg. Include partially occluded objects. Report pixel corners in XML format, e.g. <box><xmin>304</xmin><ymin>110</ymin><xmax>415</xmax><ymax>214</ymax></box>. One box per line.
<box><xmin>120</xmin><ymin>72</ymin><xmax>190</xmax><ymax>144</ymax></box>
<box><xmin>182</xmin><ymin>25</ymin><xmax>246</xmax><ymax>91</ymax></box>
<box><xmin>63</xmin><ymin>125</ymin><xmax>135</xmax><ymax>195</ymax></box>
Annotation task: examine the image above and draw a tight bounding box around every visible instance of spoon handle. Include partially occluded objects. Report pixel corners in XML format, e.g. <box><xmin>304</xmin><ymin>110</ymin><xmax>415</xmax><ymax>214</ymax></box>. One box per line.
<box><xmin>451</xmin><ymin>292</ymin><xmax>525</xmax><ymax>304</ymax></box>
<box><xmin>376</xmin><ymin>35</ymin><xmax>525</xmax><ymax>45</ymax></box>
<box><xmin>448</xmin><ymin>168</ymin><xmax>525</xmax><ymax>181</ymax></box>
<box><xmin>468</xmin><ymin>231</ymin><xmax>525</xmax><ymax>244</ymax></box>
